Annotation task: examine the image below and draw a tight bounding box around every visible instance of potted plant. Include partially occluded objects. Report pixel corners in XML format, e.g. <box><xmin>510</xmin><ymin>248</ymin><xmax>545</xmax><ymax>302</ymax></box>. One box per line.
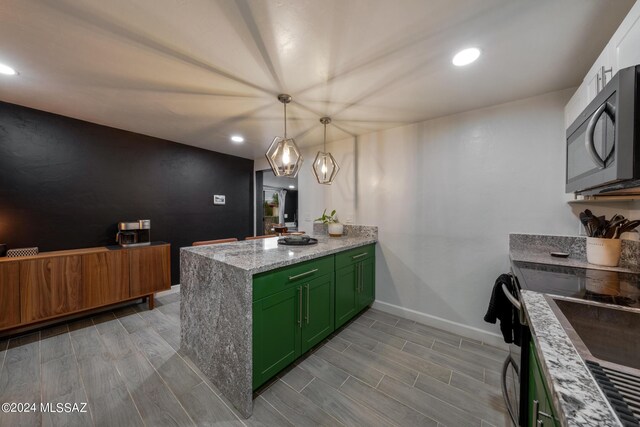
<box><xmin>315</xmin><ymin>209</ymin><xmax>344</xmax><ymax>237</ymax></box>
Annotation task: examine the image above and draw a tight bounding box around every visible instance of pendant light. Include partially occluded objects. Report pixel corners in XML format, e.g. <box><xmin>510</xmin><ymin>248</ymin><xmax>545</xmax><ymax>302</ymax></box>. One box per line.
<box><xmin>312</xmin><ymin>117</ymin><xmax>340</xmax><ymax>185</ymax></box>
<box><xmin>265</xmin><ymin>94</ymin><xmax>303</xmax><ymax>177</ymax></box>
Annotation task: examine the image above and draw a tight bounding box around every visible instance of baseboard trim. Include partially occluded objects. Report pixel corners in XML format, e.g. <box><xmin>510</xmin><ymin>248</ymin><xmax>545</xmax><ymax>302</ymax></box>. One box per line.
<box><xmin>158</xmin><ymin>284</ymin><xmax>180</xmax><ymax>297</ymax></box>
<box><xmin>372</xmin><ymin>300</ymin><xmax>508</xmax><ymax>349</ymax></box>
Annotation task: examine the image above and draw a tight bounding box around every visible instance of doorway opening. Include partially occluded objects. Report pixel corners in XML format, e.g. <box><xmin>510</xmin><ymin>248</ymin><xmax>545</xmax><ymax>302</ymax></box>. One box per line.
<box><xmin>255</xmin><ymin>170</ymin><xmax>299</xmax><ymax>236</ymax></box>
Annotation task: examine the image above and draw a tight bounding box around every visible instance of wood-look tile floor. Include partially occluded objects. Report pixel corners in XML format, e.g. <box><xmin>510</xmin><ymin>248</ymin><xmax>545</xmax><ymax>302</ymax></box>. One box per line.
<box><xmin>0</xmin><ymin>289</ymin><xmax>511</xmax><ymax>426</ymax></box>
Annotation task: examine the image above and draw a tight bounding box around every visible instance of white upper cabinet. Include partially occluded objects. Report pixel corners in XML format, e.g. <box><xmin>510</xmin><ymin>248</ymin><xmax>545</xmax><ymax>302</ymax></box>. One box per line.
<box><xmin>612</xmin><ymin>1</ymin><xmax>640</xmax><ymax>71</ymax></box>
<box><xmin>565</xmin><ymin>1</ymin><xmax>640</xmax><ymax>129</ymax></box>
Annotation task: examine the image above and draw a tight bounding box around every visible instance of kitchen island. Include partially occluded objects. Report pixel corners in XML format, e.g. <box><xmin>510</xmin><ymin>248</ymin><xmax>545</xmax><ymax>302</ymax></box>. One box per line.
<box><xmin>180</xmin><ymin>226</ymin><xmax>377</xmax><ymax>417</ymax></box>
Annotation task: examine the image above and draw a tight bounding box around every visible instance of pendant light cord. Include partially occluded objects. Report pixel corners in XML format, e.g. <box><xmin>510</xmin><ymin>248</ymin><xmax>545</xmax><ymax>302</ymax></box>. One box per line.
<box><xmin>323</xmin><ymin>122</ymin><xmax>327</xmax><ymax>151</ymax></box>
<box><xmin>283</xmin><ymin>103</ymin><xmax>287</xmax><ymax>138</ymax></box>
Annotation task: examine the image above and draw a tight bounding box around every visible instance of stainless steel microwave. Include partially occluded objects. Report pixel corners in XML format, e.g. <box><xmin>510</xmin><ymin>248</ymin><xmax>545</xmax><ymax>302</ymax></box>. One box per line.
<box><xmin>566</xmin><ymin>65</ymin><xmax>640</xmax><ymax>194</ymax></box>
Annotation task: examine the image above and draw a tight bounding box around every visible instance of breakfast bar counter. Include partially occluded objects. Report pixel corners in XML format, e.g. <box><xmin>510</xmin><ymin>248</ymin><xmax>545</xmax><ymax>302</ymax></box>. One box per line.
<box><xmin>180</xmin><ymin>226</ymin><xmax>377</xmax><ymax>417</ymax></box>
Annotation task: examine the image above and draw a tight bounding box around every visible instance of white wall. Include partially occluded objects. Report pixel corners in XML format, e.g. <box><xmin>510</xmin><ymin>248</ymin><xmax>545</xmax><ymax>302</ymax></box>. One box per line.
<box><xmin>295</xmin><ymin>89</ymin><xmax>598</xmax><ymax>343</ymax></box>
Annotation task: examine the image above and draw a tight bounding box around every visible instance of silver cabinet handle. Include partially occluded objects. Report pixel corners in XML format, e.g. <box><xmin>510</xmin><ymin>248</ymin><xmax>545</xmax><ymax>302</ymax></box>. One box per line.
<box><xmin>298</xmin><ymin>286</ymin><xmax>302</xmax><ymax>328</ymax></box>
<box><xmin>533</xmin><ymin>399</ymin><xmax>540</xmax><ymax>426</ymax></box>
<box><xmin>601</xmin><ymin>65</ymin><xmax>613</xmax><ymax>87</ymax></box>
<box><xmin>585</xmin><ymin>102</ymin><xmax>615</xmax><ymax>169</ymax></box>
<box><xmin>352</xmin><ymin>252</ymin><xmax>368</xmax><ymax>260</ymax></box>
<box><xmin>360</xmin><ymin>263</ymin><xmax>363</xmax><ymax>292</ymax></box>
<box><xmin>289</xmin><ymin>268</ymin><xmax>318</xmax><ymax>281</ymax></box>
<box><xmin>355</xmin><ymin>264</ymin><xmax>359</xmax><ymax>293</ymax></box>
<box><xmin>305</xmin><ymin>284</ymin><xmax>310</xmax><ymax>325</ymax></box>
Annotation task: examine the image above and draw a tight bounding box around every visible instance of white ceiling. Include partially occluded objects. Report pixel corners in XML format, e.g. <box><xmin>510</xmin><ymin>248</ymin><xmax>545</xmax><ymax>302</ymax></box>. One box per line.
<box><xmin>0</xmin><ymin>0</ymin><xmax>634</xmax><ymax>159</ymax></box>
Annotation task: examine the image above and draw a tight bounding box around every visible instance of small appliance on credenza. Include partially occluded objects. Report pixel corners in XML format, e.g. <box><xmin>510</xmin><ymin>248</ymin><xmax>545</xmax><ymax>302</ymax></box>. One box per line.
<box><xmin>116</xmin><ymin>219</ymin><xmax>151</xmax><ymax>247</ymax></box>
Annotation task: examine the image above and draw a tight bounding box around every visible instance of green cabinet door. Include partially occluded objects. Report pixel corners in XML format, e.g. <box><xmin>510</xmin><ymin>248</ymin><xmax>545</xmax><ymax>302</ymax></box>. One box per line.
<box><xmin>301</xmin><ymin>274</ymin><xmax>335</xmax><ymax>353</ymax></box>
<box><xmin>335</xmin><ymin>264</ymin><xmax>358</xmax><ymax>329</ymax></box>
<box><xmin>253</xmin><ymin>285</ymin><xmax>302</xmax><ymax>389</ymax></box>
<box><xmin>358</xmin><ymin>256</ymin><xmax>375</xmax><ymax>310</ymax></box>
<box><xmin>528</xmin><ymin>340</ymin><xmax>560</xmax><ymax>427</ymax></box>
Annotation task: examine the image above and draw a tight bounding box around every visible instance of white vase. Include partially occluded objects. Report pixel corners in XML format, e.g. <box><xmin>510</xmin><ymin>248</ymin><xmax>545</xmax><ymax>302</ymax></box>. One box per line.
<box><xmin>328</xmin><ymin>222</ymin><xmax>344</xmax><ymax>237</ymax></box>
<box><xmin>586</xmin><ymin>237</ymin><xmax>621</xmax><ymax>267</ymax></box>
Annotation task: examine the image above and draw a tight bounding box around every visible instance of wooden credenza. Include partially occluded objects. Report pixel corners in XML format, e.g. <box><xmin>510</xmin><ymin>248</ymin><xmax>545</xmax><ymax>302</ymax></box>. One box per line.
<box><xmin>0</xmin><ymin>243</ymin><xmax>170</xmax><ymax>332</ymax></box>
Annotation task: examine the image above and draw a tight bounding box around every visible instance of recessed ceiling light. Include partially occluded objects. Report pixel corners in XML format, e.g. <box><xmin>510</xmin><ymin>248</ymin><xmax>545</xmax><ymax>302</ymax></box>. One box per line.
<box><xmin>0</xmin><ymin>63</ymin><xmax>17</xmax><ymax>75</ymax></box>
<box><xmin>231</xmin><ymin>135</ymin><xmax>244</xmax><ymax>143</ymax></box>
<box><xmin>288</xmin><ymin>185</ymin><xmax>295</xmax><ymax>189</ymax></box>
<box><xmin>452</xmin><ymin>48</ymin><xmax>481</xmax><ymax>66</ymax></box>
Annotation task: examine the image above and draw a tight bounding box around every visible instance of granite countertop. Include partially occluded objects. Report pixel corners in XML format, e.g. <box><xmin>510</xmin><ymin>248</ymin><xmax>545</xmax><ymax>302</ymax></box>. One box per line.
<box><xmin>520</xmin><ymin>291</ymin><xmax>620</xmax><ymax>427</ymax></box>
<box><xmin>181</xmin><ymin>234</ymin><xmax>376</xmax><ymax>275</ymax></box>
<box><xmin>509</xmin><ymin>233</ymin><xmax>640</xmax><ymax>274</ymax></box>
<box><xmin>510</xmin><ymin>249</ymin><xmax>640</xmax><ymax>274</ymax></box>
<box><xmin>510</xmin><ymin>233</ymin><xmax>624</xmax><ymax>426</ymax></box>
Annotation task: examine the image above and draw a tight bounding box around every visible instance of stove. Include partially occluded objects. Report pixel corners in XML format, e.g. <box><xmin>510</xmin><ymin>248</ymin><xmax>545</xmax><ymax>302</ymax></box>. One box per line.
<box><xmin>511</xmin><ymin>261</ymin><xmax>640</xmax><ymax>309</ymax></box>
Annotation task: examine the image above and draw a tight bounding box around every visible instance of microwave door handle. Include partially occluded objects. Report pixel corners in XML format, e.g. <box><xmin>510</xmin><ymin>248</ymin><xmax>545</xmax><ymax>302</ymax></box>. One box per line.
<box><xmin>585</xmin><ymin>102</ymin><xmax>615</xmax><ymax>169</ymax></box>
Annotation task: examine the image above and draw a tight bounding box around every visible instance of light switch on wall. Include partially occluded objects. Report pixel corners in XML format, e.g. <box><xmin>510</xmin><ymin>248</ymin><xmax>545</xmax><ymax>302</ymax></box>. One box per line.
<box><xmin>213</xmin><ymin>195</ymin><xmax>226</xmax><ymax>205</ymax></box>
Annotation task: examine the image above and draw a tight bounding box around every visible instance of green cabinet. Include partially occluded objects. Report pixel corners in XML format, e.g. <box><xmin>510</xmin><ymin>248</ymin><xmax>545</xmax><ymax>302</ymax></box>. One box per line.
<box><xmin>252</xmin><ymin>245</ymin><xmax>375</xmax><ymax>390</ymax></box>
<box><xmin>335</xmin><ymin>264</ymin><xmax>358</xmax><ymax>328</ymax></box>
<box><xmin>335</xmin><ymin>245</ymin><xmax>375</xmax><ymax>329</ymax></box>
<box><xmin>253</xmin><ymin>256</ymin><xmax>335</xmax><ymax>389</ymax></box>
<box><xmin>253</xmin><ymin>286</ymin><xmax>301</xmax><ymax>389</ymax></box>
<box><xmin>528</xmin><ymin>339</ymin><xmax>560</xmax><ymax>427</ymax></box>
<box><xmin>359</xmin><ymin>256</ymin><xmax>375</xmax><ymax>308</ymax></box>
<box><xmin>301</xmin><ymin>274</ymin><xmax>335</xmax><ymax>353</ymax></box>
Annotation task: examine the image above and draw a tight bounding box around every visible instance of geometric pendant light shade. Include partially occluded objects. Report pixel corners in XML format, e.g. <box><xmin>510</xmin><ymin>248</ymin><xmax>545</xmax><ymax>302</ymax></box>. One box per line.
<box><xmin>266</xmin><ymin>94</ymin><xmax>303</xmax><ymax>178</ymax></box>
<box><xmin>312</xmin><ymin>116</ymin><xmax>340</xmax><ymax>185</ymax></box>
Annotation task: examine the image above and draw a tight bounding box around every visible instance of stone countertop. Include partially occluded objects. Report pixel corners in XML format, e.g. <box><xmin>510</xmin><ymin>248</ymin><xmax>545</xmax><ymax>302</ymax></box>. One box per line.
<box><xmin>181</xmin><ymin>234</ymin><xmax>377</xmax><ymax>275</ymax></box>
<box><xmin>180</xmin><ymin>225</ymin><xmax>378</xmax><ymax>418</ymax></box>
<box><xmin>509</xmin><ymin>233</ymin><xmax>640</xmax><ymax>274</ymax></box>
<box><xmin>521</xmin><ymin>292</ymin><xmax>621</xmax><ymax>427</ymax></box>
<box><xmin>510</xmin><ymin>249</ymin><xmax>640</xmax><ymax>274</ymax></box>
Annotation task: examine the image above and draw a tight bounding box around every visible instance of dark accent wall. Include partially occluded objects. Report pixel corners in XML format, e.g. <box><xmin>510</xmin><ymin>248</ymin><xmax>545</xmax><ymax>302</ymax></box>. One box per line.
<box><xmin>0</xmin><ymin>101</ymin><xmax>253</xmax><ymax>284</ymax></box>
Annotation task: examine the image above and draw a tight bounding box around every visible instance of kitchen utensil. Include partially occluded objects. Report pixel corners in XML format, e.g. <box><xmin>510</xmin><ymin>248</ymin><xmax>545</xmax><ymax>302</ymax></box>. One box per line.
<box><xmin>587</xmin><ymin>217</ymin><xmax>602</xmax><ymax>237</ymax></box>
<box><xmin>620</xmin><ymin>219</ymin><xmax>640</xmax><ymax>235</ymax></box>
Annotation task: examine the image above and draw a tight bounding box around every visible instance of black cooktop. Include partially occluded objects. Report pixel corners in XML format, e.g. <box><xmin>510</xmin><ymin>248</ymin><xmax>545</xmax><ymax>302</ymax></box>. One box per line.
<box><xmin>511</xmin><ymin>261</ymin><xmax>640</xmax><ymax>309</ymax></box>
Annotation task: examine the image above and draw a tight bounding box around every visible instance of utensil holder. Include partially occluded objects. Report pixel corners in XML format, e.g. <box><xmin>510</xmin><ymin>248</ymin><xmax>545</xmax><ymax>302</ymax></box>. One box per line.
<box><xmin>586</xmin><ymin>237</ymin><xmax>621</xmax><ymax>267</ymax></box>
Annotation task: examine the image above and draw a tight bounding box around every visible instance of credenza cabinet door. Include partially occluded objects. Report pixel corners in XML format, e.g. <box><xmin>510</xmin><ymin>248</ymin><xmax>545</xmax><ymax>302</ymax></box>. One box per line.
<box><xmin>129</xmin><ymin>245</ymin><xmax>171</xmax><ymax>297</ymax></box>
<box><xmin>82</xmin><ymin>251</ymin><xmax>130</xmax><ymax>308</ymax></box>
<box><xmin>0</xmin><ymin>262</ymin><xmax>20</xmax><ymax>329</ymax></box>
<box><xmin>20</xmin><ymin>256</ymin><xmax>83</xmax><ymax>323</ymax></box>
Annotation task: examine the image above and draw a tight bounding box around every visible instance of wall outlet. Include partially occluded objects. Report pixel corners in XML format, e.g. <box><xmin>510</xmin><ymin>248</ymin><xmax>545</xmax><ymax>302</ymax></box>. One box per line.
<box><xmin>346</xmin><ymin>215</ymin><xmax>354</xmax><ymax>224</ymax></box>
<box><xmin>304</xmin><ymin>213</ymin><xmax>311</xmax><ymax>221</ymax></box>
<box><xmin>213</xmin><ymin>195</ymin><xmax>225</xmax><ymax>205</ymax></box>
<box><xmin>284</xmin><ymin>213</ymin><xmax>288</xmax><ymax>219</ymax></box>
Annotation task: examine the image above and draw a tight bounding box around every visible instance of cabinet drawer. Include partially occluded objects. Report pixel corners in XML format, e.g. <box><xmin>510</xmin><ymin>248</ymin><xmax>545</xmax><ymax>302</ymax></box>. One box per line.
<box><xmin>335</xmin><ymin>244</ymin><xmax>375</xmax><ymax>269</ymax></box>
<box><xmin>253</xmin><ymin>255</ymin><xmax>334</xmax><ymax>301</ymax></box>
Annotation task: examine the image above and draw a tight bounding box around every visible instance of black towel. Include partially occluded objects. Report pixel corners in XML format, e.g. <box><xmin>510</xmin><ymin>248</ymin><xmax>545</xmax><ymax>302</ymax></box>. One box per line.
<box><xmin>484</xmin><ymin>274</ymin><xmax>521</xmax><ymax>346</ymax></box>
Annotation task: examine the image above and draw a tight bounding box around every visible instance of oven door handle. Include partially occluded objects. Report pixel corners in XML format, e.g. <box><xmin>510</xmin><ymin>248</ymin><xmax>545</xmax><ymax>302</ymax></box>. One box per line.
<box><xmin>505</xmin><ymin>274</ymin><xmax>527</xmax><ymax>326</ymax></box>
<box><xmin>585</xmin><ymin>102</ymin><xmax>616</xmax><ymax>169</ymax></box>
<box><xmin>502</xmin><ymin>283</ymin><xmax>521</xmax><ymax>311</ymax></box>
